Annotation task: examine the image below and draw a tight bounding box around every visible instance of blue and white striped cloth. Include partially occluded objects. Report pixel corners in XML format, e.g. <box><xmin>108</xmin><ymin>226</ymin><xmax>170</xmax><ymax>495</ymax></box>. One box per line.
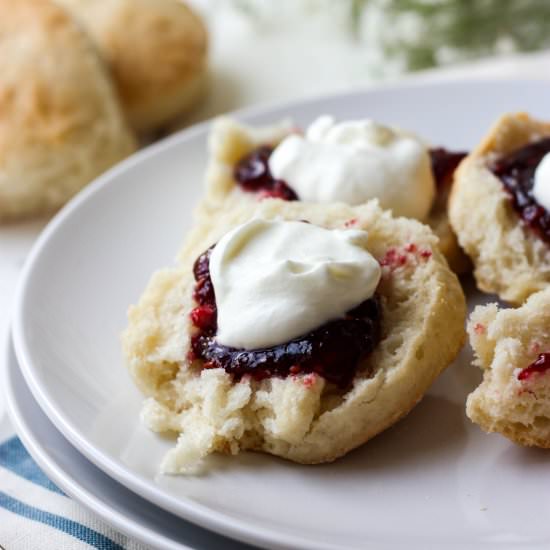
<box><xmin>0</xmin><ymin>436</ymin><xmax>145</xmax><ymax>550</ymax></box>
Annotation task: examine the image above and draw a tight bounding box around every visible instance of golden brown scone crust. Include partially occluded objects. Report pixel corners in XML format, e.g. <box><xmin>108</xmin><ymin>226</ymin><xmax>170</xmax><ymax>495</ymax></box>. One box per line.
<box><xmin>466</xmin><ymin>288</ymin><xmax>550</xmax><ymax>447</ymax></box>
<box><xmin>449</xmin><ymin>113</ymin><xmax>550</xmax><ymax>305</ymax></box>
<box><xmin>59</xmin><ymin>0</ymin><xmax>208</xmax><ymax>134</ymax></box>
<box><xmin>123</xmin><ymin>199</ymin><xmax>466</xmax><ymax>472</ymax></box>
<box><xmin>201</xmin><ymin>117</ymin><xmax>469</xmax><ymax>273</ymax></box>
<box><xmin>0</xmin><ymin>0</ymin><xmax>136</xmax><ymax>221</ymax></box>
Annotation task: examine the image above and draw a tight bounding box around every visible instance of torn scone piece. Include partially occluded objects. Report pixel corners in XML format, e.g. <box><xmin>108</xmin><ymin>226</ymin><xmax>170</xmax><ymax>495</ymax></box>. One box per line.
<box><xmin>449</xmin><ymin>112</ymin><xmax>550</xmax><ymax>304</ymax></box>
<box><xmin>467</xmin><ymin>287</ymin><xmax>550</xmax><ymax>448</ymax></box>
<box><xmin>123</xmin><ymin>200</ymin><xmax>466</xmax><ymax>473</ymax></box>
<box><xmin>200</xmin><ymin>115</ymin><xmax>469</xmax><ymax>273</ymax></box>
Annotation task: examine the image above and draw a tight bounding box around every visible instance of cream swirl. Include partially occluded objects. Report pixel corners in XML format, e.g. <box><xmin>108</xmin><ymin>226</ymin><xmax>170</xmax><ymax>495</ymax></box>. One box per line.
<box><xmin>209</xmin><ymin>219</ymin><xmax>381</xmax><ymax>349</ymax></box>
<box><xmin>268</xmin><ymin>115</ymin><xmax>435</xmax><ymax>220</ymax></box>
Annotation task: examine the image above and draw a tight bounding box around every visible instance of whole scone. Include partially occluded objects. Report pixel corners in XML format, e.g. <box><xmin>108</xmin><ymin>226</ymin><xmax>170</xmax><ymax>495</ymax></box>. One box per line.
<box><xmin>123</xmin><ymin>199</ymin><xmax>466</xmax><ymax>473</ymax></box>
<box><xmin>0</xmin><ymin>0</ymin><xmax>136</xmax><ymax>222</ymax></box>
<box><xmin>59</xmin><ymin>0</ymin><xmax>208</xmax><ymax>134</ymax></box>
<box><xmin>449</xmin><ymin>112</ymin><xmax>550</xmax><ymax>305</ymax></box>
<box><xmin>200</xmin><ymin>117</ymin><xmax>470</xmax><ymax>273</ymax></box>
<box><xmin>466</xmin><ymin>288</ymin><xmax>550</xmax><ymax>447</ymax></box>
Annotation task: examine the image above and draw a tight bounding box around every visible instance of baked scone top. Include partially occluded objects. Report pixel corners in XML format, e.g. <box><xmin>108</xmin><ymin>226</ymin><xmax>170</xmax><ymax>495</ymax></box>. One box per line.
<box><xmin>59</xmin><ymin>0</ymin><xmax>208</xmax><ymax>133</ymax></box>
<box><xmin>0</xmin><ymin>0</ymin><xmax>136</xmax><ymax>220</ymax></box>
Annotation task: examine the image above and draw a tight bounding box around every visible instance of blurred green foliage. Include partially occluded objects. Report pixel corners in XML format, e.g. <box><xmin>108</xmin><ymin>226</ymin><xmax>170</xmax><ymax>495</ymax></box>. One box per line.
<box><xmin>233</xmin><ymin>0</ymin><xmax>550</xmax><ymax>72</ymax></box>
<box><xmin>351</xmin><ymin>0</ymin><xmax>550</xmax><ymax>70</ymax></box>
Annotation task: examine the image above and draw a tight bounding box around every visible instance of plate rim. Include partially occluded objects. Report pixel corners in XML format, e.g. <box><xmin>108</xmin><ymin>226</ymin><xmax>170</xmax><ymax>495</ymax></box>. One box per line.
<box><xmin>12</xmin><ymin>78</ymin><xmax>550</xmax><ymax>550</ymax></box>
<box><xmin>3</xmin><ymin>334</ymin><xmax>195</xmax><ymax>550</ymax></box>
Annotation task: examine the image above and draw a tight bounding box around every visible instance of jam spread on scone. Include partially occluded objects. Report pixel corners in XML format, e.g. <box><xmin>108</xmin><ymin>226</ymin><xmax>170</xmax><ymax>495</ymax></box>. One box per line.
<box><xmin>518</xmin><ymin>352</ymin><xmax>550</xmax><ymax>381</ymax></box>
<box><xmin>235</xmin><ymin>144</ymin><xmax>465</xmax><ymax>206</ymax></box>
<box><xmin>234</xmin><ymin>146</ymin><xmax>297</xmax><ymax>200</ymax></box>
<box><xmin>188</xmin><ymin>226</ymin><xmax>383</xmax><ymax>388</ymax></box>
<box><xmin>492</xmin><ymin>137</ymin><xmax>550</xmax><ymax>243</ymax></box>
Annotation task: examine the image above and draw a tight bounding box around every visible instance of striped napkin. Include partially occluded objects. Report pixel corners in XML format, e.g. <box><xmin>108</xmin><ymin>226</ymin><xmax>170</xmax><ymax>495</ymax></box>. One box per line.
<box><xmin>0</xmin><ymin>436</ymin><xmax>146</xmax><ymax>550</ymax></box>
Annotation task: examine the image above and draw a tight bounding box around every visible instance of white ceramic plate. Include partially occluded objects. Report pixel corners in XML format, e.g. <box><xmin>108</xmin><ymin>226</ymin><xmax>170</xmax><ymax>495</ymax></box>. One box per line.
<box><xmin>3</xmin><ymin>336</ymin><xmax>254</xmax><ymax>550</ymax></box>
<box><xmin>13</xmin><ymin>81</ymin><xmax>550</xmax><ymax>549</ymax></box>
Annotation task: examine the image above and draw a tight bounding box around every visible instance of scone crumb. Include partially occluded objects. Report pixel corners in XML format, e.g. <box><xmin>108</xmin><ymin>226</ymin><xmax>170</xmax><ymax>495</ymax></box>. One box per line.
<box><xmin>473</xmin><ymin>323</ymin><xmax>486</xmax><ymax>335</ymax></box>
<box><xmin>289</xmin><ymin>371</ymin><xmax>317</xmax><ymax>388</ymax></box>
<box><xmin>379</xmin><ymin>244</ymin><xmax>432</xmax><ymax>272</ymax></box>
<box><xmin>302</xmin><ymin>373</ymin><xmax>318</xmax><ymax>388</ymax></box>
<box><xmin>530</xmin><ymin>341</ymin><xmax>541</xmax><ymax>354</ymax></box>
<box><xmin>380</xmin><ymin>247</ymin><xmax>408</xmax><ymax>270</ymax></box>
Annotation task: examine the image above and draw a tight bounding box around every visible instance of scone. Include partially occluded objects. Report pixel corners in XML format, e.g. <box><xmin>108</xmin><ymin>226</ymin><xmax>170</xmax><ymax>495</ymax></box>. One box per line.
<box><xmin>59</xmin><ymin>0</ymin><xmax>208</xmax><ymax>134</ymax></box>
<box><xmin>466</xmin><ymin>287</ymin><xmax>550</xmax><ymax>447</ymax></box>
<box><xmin>201</xmin><ymin>116</ymin><xmax>470</xmax><ymax>273</ymax></box>
<box><xmin>123</xmin><ymin>199</ymin><xmax>466</xmax><ymax>473</ymax></box>
<box><xmin>449</xmin><ymin>112</ymin><xmax>550</xmax><ymax>304</ymax></box>
<box><xmin>0</xmin><ymin>0</ymin><xmax>136</xmax><ymax>222</ymax></box>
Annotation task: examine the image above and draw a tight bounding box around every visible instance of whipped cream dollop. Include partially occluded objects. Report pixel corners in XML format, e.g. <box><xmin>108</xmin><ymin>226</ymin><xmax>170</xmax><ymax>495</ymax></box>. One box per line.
<box><xmin>209</xmin><ymin>219</ymin><xmax>381</xmax><ymax>350</ymax></box>
<box><xmin>533</xmin><ymin>153</ymin><xmax>550</xmax><ymax>211</ymax></box>
<box><xmin>268</xmin><ymin>115</ymin><xmax>435</xmax><ymax>220</ymax></box>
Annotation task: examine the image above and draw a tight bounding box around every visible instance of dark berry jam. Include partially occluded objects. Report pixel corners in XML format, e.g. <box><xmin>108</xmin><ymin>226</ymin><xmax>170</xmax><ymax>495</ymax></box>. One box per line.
<box><xmin>518</xmin><ymin>352</ymin><xmax>550</xmax><ymax>381</ymax></box>
<box><xmin>429</xmin><ymin>148</ymin><xmax>467</xmax><ymax>189</ymax></box>
<box><xmin>235</xmin><ymin>145</ymin><xmax>466</xmax><ymax>201</ymax></box>
<box><xmin>491</xmin><ymin>137</ymin><xmax>550</xmax><ymax>243</ymax></box>
<box><xmin>188</xmin><ymin>247</ymin><xmax>382</xmax><ymax>388</ymax></box>
<box><xmin>234</xmin><ymin>146</ymin><xmax>297</xmax><ymax>200</ymax></box>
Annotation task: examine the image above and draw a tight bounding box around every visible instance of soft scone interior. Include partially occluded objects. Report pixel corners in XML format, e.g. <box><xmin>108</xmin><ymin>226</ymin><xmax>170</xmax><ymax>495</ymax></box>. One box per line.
<box><xmin>467</xmin><ymin>288</ymin><xmax>550</xmax><ymax>447</ymax></box>
<box><xmin>123</xmin><ymin>199</ymin><xmax>466</xmax><ymax>472</ymax></box>
<box><xmin>449</xmin><ymin>112</ymin><xmax>550</xmax><ymax>304</ymax></box>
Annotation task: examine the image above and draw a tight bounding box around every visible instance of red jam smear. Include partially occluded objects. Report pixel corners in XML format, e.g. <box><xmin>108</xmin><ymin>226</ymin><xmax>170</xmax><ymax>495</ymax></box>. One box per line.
<box><xmin>491</xmin><ymin>137</ymin><xmax>550</xmax><ymax>244</ymax></box>
<box><xmin>235</xmin><ymin>145</ymin><xmax>466</xmax><ymax>200</ymax></box>
<box><xmin>188</xmin><ymin>247</ymin><xmax>382</xmax><ymax>388</ymax></box>
<box><xmin>233</xmin><ymin>146</ymin><xmax>297</xmax><ymax>200</ymax></box>
<box><xmin>518</xmin><ymin>352</ymin><xmax>550</xmax><ymax>381</ymax></box>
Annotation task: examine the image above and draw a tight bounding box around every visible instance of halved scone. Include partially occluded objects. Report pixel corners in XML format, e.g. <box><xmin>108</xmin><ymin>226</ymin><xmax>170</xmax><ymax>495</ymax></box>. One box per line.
<box><xmin>466</xmin><ymin>287</ymin><xmax>550</xmax><ymax>447</ymax></box>
<box><xmin>197</xmin><ymin>116</ymin><xmax>470</xmax><ymax>273</ymax></box>
<box><xmin>449</xmin><ymin>112</ymin><xmax>550</xmax><ymax>305</ymax></box>
<box><xmin>123</xmin><ymin>199</ymin><xmax>466</xmax><ymax>473</ymax></box>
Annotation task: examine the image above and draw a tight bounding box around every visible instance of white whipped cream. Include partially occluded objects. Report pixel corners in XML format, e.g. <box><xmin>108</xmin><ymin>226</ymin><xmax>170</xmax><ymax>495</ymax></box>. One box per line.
<box><xmin>209</xmin><ymin>219</ymin><xmax>381</xmax><ymax>350</ymax></box>
<box><xmin>268</xmin><ymin>115</ymin><xmax>435</xmax><ymax>220</ymax></box>
<box><xmin>533</xmin><ymin>153</ymin><xmax>550</xmax><ymax>212</ymax></box>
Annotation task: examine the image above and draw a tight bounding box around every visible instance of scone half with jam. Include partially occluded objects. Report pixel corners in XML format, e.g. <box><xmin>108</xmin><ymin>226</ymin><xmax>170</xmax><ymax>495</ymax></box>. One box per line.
<box><xmin>122</xmin><ymin>199</ymin><xmax>466</xmax><ymax>473</ymax></box>
<box><xmin>449</xmin><ymin>112</ymin><xmax>550</xmax><ymax>305</ymax></box>
<box><xmin>467</xmin><ymin>287</ymin><xmax>550</xmax><ymax>447</ymax></box>
<box><xmin>198</xmin><ymin>115</ymin><xmax>469</xmax><ymax>273</ymax></box>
